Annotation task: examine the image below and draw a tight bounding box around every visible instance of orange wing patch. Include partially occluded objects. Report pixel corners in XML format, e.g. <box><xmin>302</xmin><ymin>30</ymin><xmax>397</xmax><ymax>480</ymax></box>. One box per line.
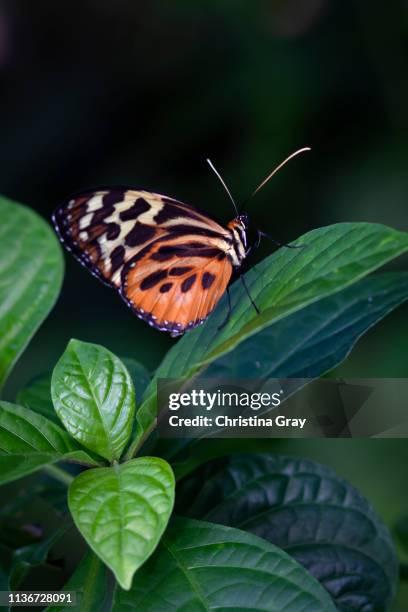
<box><xmin>122</xmin><ymin>239</ymin><xmax>233</xmax><ymax>336</ymax></box>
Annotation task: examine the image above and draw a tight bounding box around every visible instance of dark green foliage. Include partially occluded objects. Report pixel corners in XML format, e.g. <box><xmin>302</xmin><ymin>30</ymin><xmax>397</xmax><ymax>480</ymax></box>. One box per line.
<box><xmin>113</xmin><ymin>518</ymin><xmax>336</xmax><ymax>611</ymax></box>
<box><xmin>0</xmin><ymin>198</ymin><xmax>406</xmax><ymax>609</ymax></box>
<box><xmin>176</xmin><ymin>454</ymin><xmax>399</xmax><ymax>611</ymax></box>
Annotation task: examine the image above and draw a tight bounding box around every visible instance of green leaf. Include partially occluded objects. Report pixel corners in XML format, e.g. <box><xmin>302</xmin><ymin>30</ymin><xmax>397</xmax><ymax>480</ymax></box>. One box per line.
<box><xmin>177</xmin><ymin>454</ymin><xmax>399</xmax><ymax>611</ymax></box>
<box><xmin>113</xmin><ymin>517</ymin><xmax>336</xmax><ymax>611</ymax></box>
<box><xmin>17</xmin><ymin>373</ymin><xmax>58</xmax><ymax>423</ymax></box>
<box><xmin>45</xmin><ymin>551</ymin><xmax>109</xmax><ymax>612</ymax></box>
<box><xmin>137</xmin><ymin>223</ymin><xmax>408</xmax><ymax>445</ymax></box>
<box><xmin>120</xmin><ymin>358</ymin><xmax>150</xmax><ymax>404</ymax></box>
<box><xmin>16</xmin><ymin>360</ymin><xmax>148</xmax><ymax>427</ymax></box>
<box><xmin>68</xmin><ymin>457</ymin><xmax>175</xmax><ymax>590</ymax></box>
<box><xmin>205</xmin><ymin>271</ymin><xmax>408</xmax><ymax>378</ymax></box>
<box><xmin>156</xmin><ymin>271</ymin><xmax>408</xmax><ymax>466</ymax></box>
<box><xmin>51</xmin><ymin>339</ymin><xmax>135</xmax><ymax>461</ymax></box>
<box><xmin>0</xmin><ymin>400</ymin><xmax>86</xmax><ymax>456</ymax></box>
<box><xmin>0</xmin><ymin>401</ymin><xmax>99</xmax><ymax>485</ymax></box>
<box><xmin>9</xmin><ymin>524</ymin><xmax>68</xmax><ymax>590</ymax></box>
<box><xmin>0</xmin><ymin>196</ymin><xmax>64</xmax><ymax>391</ymax></box>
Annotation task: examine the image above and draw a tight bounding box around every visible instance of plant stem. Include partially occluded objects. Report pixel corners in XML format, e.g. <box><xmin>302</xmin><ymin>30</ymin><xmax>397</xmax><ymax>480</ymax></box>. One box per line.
<box><xmin>124</xmin><ymin>419</ymin><xmax>157</xmax><ymax>461</ymax></box>
<box><xmin>43</xmin><ymin>464</ymin><xmax>74</xmax><ymax>486</ymax></box>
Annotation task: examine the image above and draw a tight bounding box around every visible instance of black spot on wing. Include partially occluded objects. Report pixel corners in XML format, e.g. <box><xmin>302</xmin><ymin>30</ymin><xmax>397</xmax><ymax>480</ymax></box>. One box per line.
<box><xmin>125</xmin><ymin>222</ymin><xmax>156</xmax><ymax>247</ymax></box>
<box><xmin>92</xmin><ymin>206</ymin><xmax>115</xmax><ymax>224</ymax></box>
<box><xmin>150</xmin><ymin>245</ymin><xmax>186</xmax><ymax>262</ymax></box>
<box><xmin>160</xmin><ymin>282</ymin><xmax>173</xmax><ymax>293</ymax></box>
<box><xmin>121</xmin><ymin>236</ymin><xmax>205</xmax><ymax>285</ymax></box>
<box><xmin>110</xmin><ymin>245</ymin><xmax>125</xmax><ymax>274</ymax></box>
<box><xmin>140</xmin><ymin>269</ymin><xmax>168</xmax><ymax>290</ymax></box>
<box><xmin>168</xmin><ymin>224</ymin><xmax>225</xmax><ymax>238</ymax></box>
<box><xmin>151</xmin><ymin>243</ymin><xmax>224</xmax><ymax>262</ymax></box>
<box><xmin>119</xmin><ymin>198</ymin><xmax>150</xmax><ymax>221</ymax></box>
<box><xmin>181</xmin><ymin>274</ymin><xmax>197</xmax><ymax>292</ymax></box>
<box><xmin>154</xmin><ymin>203</ymin><xmax>203</xmax><ymax>224</ymax></box>
<box><xmin>169</xmin><ymin>266</ymin><xmax>193</xmax><ymax>276</ymax></box>
<box><xmin>85</xmin><ymin>191</ymin><xmax>125</xmax><ymax>225</ymax></box>
<box><xmin>106</xmin><ymin>223</ymin><xmax>121</xmax><ymax>240</ymax></box>
<box><xmin>202</xmin><ymin>272</ymin><xmax>215</xmax><ymax>289</ymax></box>
<box><xmin>103</xmin><ymin>190</ymin><xmax>126</xmax><ymax>207</ymax></box>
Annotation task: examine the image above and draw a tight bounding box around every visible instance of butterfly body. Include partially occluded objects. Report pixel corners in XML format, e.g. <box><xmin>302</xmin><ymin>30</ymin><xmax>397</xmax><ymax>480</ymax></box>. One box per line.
<box><xmin>53</xmin><ymin>188</ymin><xmax>249</xmax><ymax>336</ymax></box>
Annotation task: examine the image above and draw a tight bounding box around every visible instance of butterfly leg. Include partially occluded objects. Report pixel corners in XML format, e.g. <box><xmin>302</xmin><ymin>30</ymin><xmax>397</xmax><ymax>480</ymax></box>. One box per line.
<box><xmin>244</xmin><ymin>231</ymin><xmax>263</xmax><ymax>274</ymax></box>
<box><xmin>218</xmin><ymin>287</ymin><xmax>232</xmax><ymax>330</ymax></box>
<box><xmin>240</xmin><ymin>274</ymin><xmax>260</xmax><ymax>315</ymax></box>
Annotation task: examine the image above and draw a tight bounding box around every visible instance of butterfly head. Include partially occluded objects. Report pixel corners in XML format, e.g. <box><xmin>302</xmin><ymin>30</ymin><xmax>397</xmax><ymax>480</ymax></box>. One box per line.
<box><xmin>228</xmin><ymin>213</ymin><xmax>249</xmax><ymax>236</ymax></box>
<box><xmin>237</xmin><ymin>212</ymin><xmax>250</xmax><ymax>230</ymax></box>
<box><xmin>227</xmin><ymin>213</ymin><xmax>250</xmax><ymax>265</ymax></box>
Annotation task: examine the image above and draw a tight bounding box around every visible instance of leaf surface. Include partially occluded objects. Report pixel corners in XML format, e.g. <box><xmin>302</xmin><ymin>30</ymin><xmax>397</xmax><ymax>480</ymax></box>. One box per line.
<box><xmin>205</xmin><ymin>271</ymin><xmax>408</xmax><ymax>378</ymax></box>
<box><xmin>0</xmin><ymin>196</ymin><xmax>63</xmax><ymax>390</ymax></box>
<box><xmin>157</xmin><ymin>272</ymin><xmax>408</xmax><ymax>464</ymax></box>
<box><xmin>9</xmin><ymin>525</ymin><xmax>68</xmax><ymax>590</ymax></box>
<box><xmin>0</xmin><ymin>401</ymin><xmax>98</xmax><ymax>484</ymax></box>
<box><xmin>177</xmin><ymin>454</ymin><xmax>399</xmax><ymax>611</ymax></box>
<box><xmin>137</xmin><ymin>223</ymin><xmax>408</xmax><ymax>444</ymax></box>
<box><xmin>121</xmin><ymin>358</ymin><xmax>150</xmax><ymax>404</ymax></box>
<box><xmin>45</xmin><ymin>551</ymin><xmax>109</xmax><ymax>612</ymax></box>
<box><xmin>51</xmin><ymin>340</ymin><xmax>135</xmax><ymax>461</ymax></box>
<box><xmin>68</xmin><ymin>457</ymin><xmax>175</xmax><ymax>590</ymax></box>
<box><xmin>113</xmin><ymin>517</ymin><xmax>336</xmax><ymax>611</ymax></box>
<box><xmin>17</xmin><ymin>373</ymin><xmax>58</xmax><ymax>423</ymax></box>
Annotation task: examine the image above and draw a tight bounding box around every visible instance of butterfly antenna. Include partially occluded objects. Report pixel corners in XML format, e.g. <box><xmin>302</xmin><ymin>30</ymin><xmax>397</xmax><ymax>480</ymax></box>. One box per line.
<box><xmin>241</xmin><ymin>147</ymin><xmax>311</xmax><ymax>211</ymax></box>
<box><xmin>206</xmin><ymin>158</ymin><xmax>239</xmax><ymax>217</ymax></box>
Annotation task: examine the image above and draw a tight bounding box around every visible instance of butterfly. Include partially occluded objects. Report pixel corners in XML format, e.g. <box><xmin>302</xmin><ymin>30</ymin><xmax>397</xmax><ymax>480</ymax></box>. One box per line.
<box><xmin>53</xmin><ymin>149</ymin><xmax>309</xmax><ymax>337</ymax></box>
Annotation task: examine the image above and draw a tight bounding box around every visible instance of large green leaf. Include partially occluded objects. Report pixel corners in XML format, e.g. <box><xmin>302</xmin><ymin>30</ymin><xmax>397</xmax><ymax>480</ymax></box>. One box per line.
<box><xmin>51</xmin><ymin>340</ymin><xmax>135</xmax><ymax>461</ymax></box>
<box><xmin>177</xmin><ymin>454</ymin><xmax>399</xmax><ymax>611</ymax></box>
<box><xmin>17</xmin><ymin>361</ymin><xmax>149</xmax><ymax>427</ymax></box>
<box><xmin>205</xmin><ymin>271</ymin><xmax>408</xmax><ymax>377</ymax></box>
<box><xmin>68</xmin><ymin>457</ymin><xmax>175</xmax><ymax>590</ymax></box>
<box><xmin>136</xmin><ymin>223</ymin><xmax>408</xmax><ymax>447</ymax></box>
<box><xmin>113</xmin><ymin>517</ymin><xmax>336</xmax><ymax>611</ymax></box>
<box><xmin>17</xmin><ymin>373</ymin><xmax>58</xmax><ymax>423</ymax></box>
<box><xmin>155</xmin><ymin>271</ymin><xmax>408</xmax><ymax>465</ymax></box>
<box><xmin>0</xmin><ymin>196</ymin><xmax>64</xmax><ymax>391</ymax></box>
<box><xmin>0</xmin><ymin>401</ymin><xmax>99</xmax><ymax>485</ymax></box>
<box><xmin>45</xmin><ymin>551</ymin><xmax>109</xmax><ymax>612</ymax></box>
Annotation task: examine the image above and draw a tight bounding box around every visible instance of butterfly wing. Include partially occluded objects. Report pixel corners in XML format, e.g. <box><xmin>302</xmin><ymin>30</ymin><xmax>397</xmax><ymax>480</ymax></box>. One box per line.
<box><xmin>53</xmin><ymin>188</ymin><xmax>234</xmax><ymax>335</ymax></box>
<box><xmin>122</xmin><ymin>235</ymin><xmax>233</xmax><ymax>335</ymax></box>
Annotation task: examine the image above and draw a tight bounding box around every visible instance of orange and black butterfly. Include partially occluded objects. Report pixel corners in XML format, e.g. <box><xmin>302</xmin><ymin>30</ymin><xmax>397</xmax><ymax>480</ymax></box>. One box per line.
<box><xmin>53</xmin><ymin>149</ymin><xmax>309</xmax><ymax>337</ymax></box>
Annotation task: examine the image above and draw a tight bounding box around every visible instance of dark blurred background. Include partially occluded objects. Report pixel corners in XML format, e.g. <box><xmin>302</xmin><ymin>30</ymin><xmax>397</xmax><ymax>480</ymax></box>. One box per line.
<box><xmin>0</xmin><ymin>1</ymin><xmax>407</xmax><ymax>607</ymax></box>
<box><xmin>1</xmin><ymin>0</ymin><xmax>407</xmax><ymax>385</ymax></box>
